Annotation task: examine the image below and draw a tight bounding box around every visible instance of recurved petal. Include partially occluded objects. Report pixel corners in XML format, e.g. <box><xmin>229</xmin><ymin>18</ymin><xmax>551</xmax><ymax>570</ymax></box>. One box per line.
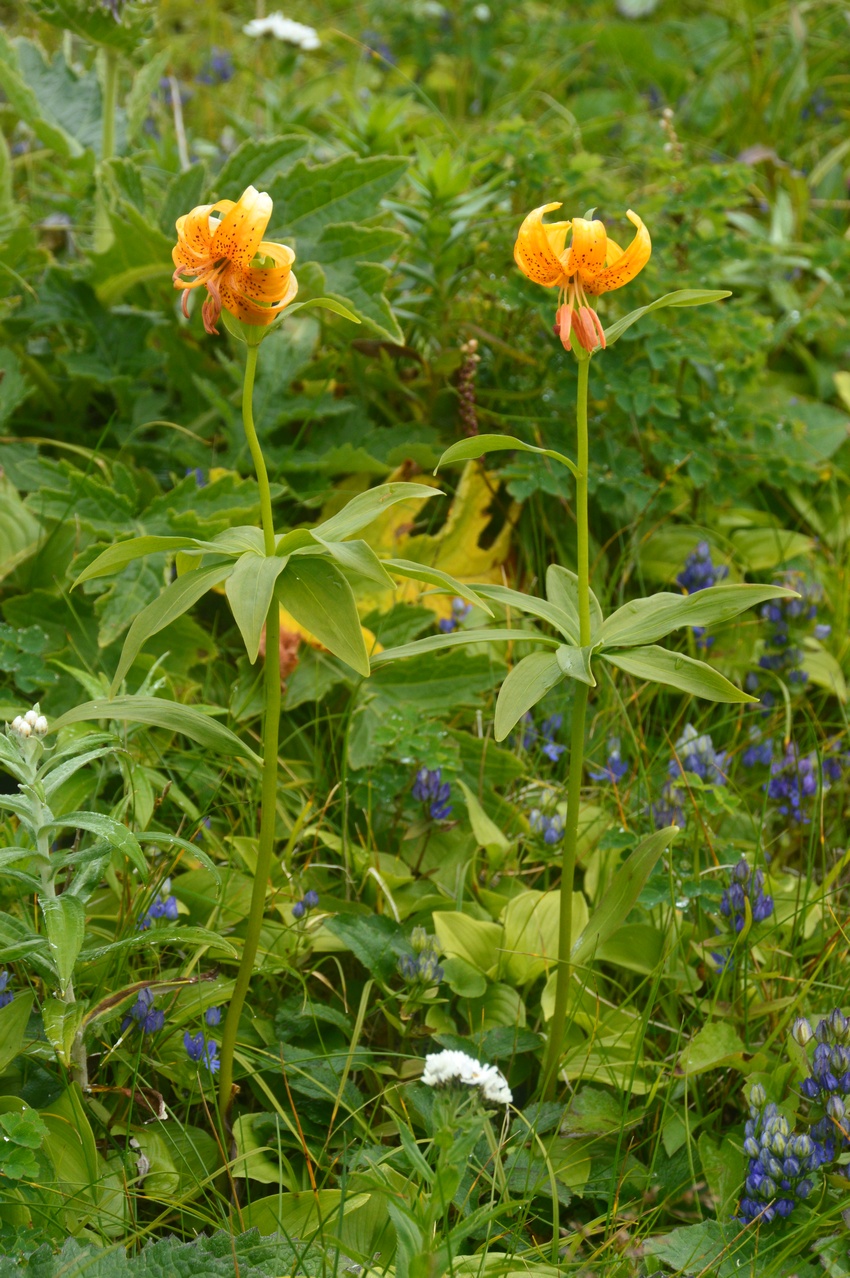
<box><xmin>566</xmin><ymin>217</ymin><xmax>608</xmax><ymax>284</ymax></box>
<box><xmin>585</xmin><ymin>210</ymin><xmax>651</xmax><ymax>295</ymax></box>
<box><xmin>514</xmin><ymin>202</ymin><xmax>571</xmax><ymax>287</ymax></box>
<box><xmin>230</xmin><ymin>255</ymin><xmax>296</xmax><ymax>305</ymax></box>
<box><xmin>210</xmin><ymin>186</ymin><xmax>273</xmax><ymax>266</ymax></box>
<box><xmin>175</xmin><ymin>203</ymin><xmax>218</xmax><ymax>258</ymax></box>
<box><xmin>224</xmin><ymin>268</ymin><xmax>299</xmax><ymax>327</ymax></box>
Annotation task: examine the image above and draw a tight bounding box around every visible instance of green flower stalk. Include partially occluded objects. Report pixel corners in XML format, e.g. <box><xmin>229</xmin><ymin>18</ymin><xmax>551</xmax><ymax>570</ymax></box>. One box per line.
<box><xmin>217</xmin><ymin>340</ymin><xmax>281</xmax><ymax>1118</ymax></box>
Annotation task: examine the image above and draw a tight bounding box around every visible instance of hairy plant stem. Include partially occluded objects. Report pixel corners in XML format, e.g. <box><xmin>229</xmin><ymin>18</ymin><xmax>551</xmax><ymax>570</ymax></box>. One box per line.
<box><xmin>93</xmin><ymin>48</ymin><xmax>119</xmax><ymax>253</ymax></box>
<box><xmin>540</xmin><ymin>354</ymin><xmax>592</xmax><ymax>1102</ymax></box>
<box><xmin>217</xmin><ymin>343</ymin><xmax>281</xmax><ymax>1121</ymax></box>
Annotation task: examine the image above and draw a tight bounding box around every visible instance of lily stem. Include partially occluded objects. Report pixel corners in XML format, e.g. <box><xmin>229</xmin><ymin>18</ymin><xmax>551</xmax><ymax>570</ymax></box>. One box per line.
<box><xmin>540</xmin><ymin>355</ymin><xmax>592</xmax><ymax>1102</ymax></box>
<box><xmin>218</xmin><ymin>343</ymin><xmax>281</xmax><ymax>1123</ymax></box>
<box><xmin>94</xmin><ymin>48</ymin><xmax>119</xmax><ymax>254</ymax></box>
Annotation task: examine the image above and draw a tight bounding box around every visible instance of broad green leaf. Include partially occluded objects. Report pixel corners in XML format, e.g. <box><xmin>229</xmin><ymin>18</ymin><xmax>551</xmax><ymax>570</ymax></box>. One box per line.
<box><xmin>440</xmin><ymin>956</ymin><xmax>487</xmax><ymax>998</ymax></box>
<box><xmin>679</xmin><ymin>1022</ymin><xmax>748</xmax><ymax>1075</ymax></box>
<box><xmin>73</xmin><ymin>535</ymin><xmax>198</xmax><ymax>586</ymax></box>
<box><xmin>267</xmin><ymin>154</ymin><xmax>408</xmax><ymax>242</ymax></box>
<box><xmin>139</xmin><ymin>831</ymin><xmax>220</xmax><ymax>883</ymax></box>
<box><xmin>0</xmin><ymin>34</ymin><xmax>80</xmax><ymax>157</ymax></box>
<box><xmin>315</xmin><ymin>537</ymin><xmax>395</xmax><ymax>588</ymax></box>
<box><xmin>40</xmin><ymin>894</ymin><xmax>85</xmax><ymax>992</ymax></box>
<box><xmin>432</xmin><ymin>911</ymin><xmax>501</xmax><ymax>977</ymax></box>
<box><xmin>472</xmin><ymin>583</ymin><xmax>579</xmax><ymax>642</ymax></box>
<box><xmin>730</xmin><ymin>526</ymin><xmax>814</xmax><ymax>571</ymax></box>
<box><xmin>42</xmin><ymin>999</ymin><xmax>86</xmax><ymax>1067</ymax></box>
<box><xmin>111</xmin><ymin>560</ymin><xmax>233</xmax><ymax>691</ymax></box>
<box><xmin>0</xmin><ymin>994</ymin><xmax>34</xmax><ymax>1073</ymax></box>
<box><xmin>277</xmin><ymin>558</ymin><xmax>370</xmax><ymax>676</ymax></box>
<box><xmin>0</xmin><ymin>350</ymin><xmax>32</xmax><ymax>433</ymax></box>
<box><xmin>90</xmin><ymin>200</ymin><xmax>176</xmax><ymax>306</ymax></box>
<box><xmin>383</xmin><ymin>559</ymin><xmax>492</xmax><ymax>614</ymax></box>
<box><xmin>312</xmin><ymin>481</ymin><xmax>439</xmax><ymax>542</ymax></box>
<box><xmin>371</xmin><ymin>627</ymin><xmax>559</xmax><ymax>666</ymax></box>
<box><xmin>572</xmin><ymin>826</ymin><xmax>679</xmax><ymax>967</ymax></box>
<box><xmin>49</xmin><ymin>697</ymin><xmax>260</xmax><ymax>764</ymax></box>
<box><xmin>457</xmin><ymin>780</ymin><xmax>511</xmax><ymax>854</ymax></box>
<box><xmin>214</xmin><ymin>135</ymin><xmax>310</xmax><ymax>199</ymax></box>
<box><xmin>602</xmin><ymin>645</ymin><xmax>756</xmax><ymax>703</ymax></box>
<box><xmin>803</xmin><ymin>646</ymin><xmax>848</xmax><ymax>702</ymax></box>
<box><xmin>225</xmin><ymin>552</ymin><xmax>289</xmax><ymax>663</ymax></box>
<box><xmin>276</xmin><ymin>528</ymin><xmax>317</xmax><ymax>556</ymax></box>
<box><xmin>304</xmin><ymin>224</ymin><xmax>405</xmax><ymax>341</ymax></box>
<box><xmin>28</xmin><ymin>0</ymin><xmax>151</xmax><ymax>53</ymax></box>
<box><xmin>494</xmin><ymin>651</ymin><xmax>565</xmax><ymax>741</ymax></box>
<box><xmin>598</xmin><ymin>583</ymin><xmax>797</xmax><ymax>649</ymax></box>
<box><xmin>243</xmin><ymin>1189</ymin><xmax>371</xmax><ymax>1244</ymax></box>
<box><xmin>556</xmin><ymin>644</ymin><xmax>596</xmax><ymax>685</ymax></box>
<box><xmin>437</xmin><ymin>433</ymin><xmax>578</xmax><ymax>480</ymax></box>
<box><xmin>604</xmin><ymin>289</ymin><xmax>732</xmax><ymax>346</ymax></box>
<box><xmin>546</xmin><ymin>565</ymin><xmax>603</xmax><ymax>638</ymax></box>
<box><xmin>0</xmin><ymin>473</ymin><xmax>42</xmax><ymax>586</ymax></box>
<box><xmin>42</xmin><ymin>812</ymin><xmax>146</xmax><ymax>879</ymax></box>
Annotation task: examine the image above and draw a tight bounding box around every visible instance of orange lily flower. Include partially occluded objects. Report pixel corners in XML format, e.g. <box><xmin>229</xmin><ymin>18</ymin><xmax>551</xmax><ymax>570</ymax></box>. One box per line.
<box><xmin>514</xmin><ymin>203</ymin><xmax>651</xmax><ymax>353</ymax></box>
<box><xmin>172</xmin><ymin>185</ymin><xmax>298</xmax><ymax>336</ymax></box>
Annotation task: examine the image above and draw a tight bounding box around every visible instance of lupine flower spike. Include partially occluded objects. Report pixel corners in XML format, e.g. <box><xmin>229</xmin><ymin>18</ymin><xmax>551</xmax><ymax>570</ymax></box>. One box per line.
<box><xmin>172</xmin><ymin>185</ymin><xmax>298</xmax><ymax>335</ymax></box>
<box><xmin>514</xmin><ymin>204</ymin><xmax>651</xmax><ymax>353</ymax></box>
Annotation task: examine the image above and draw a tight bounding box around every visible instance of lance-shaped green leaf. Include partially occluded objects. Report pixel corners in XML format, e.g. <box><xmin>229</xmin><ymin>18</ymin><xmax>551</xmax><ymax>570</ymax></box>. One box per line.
<box><xmin>383</xmin><ymin>559</ymin><xmax>492</xmax><ymax>614</ymax></box>
<box><xmin>314</xmin><ymin>538</ymin><xmax>395</xmax><ymax>588</ymax></box>
<box><xmin>556</xmin><ymin>644</ymin><xmax>596</xmax><ymax>685</ymax></box>
<box><xmin>41</xmin><ymin>748</ymin><xmax>116</xmax><ymax>801</ymax></box>
<box><xmin>140</xmin><ymin>831</ymin><xmax>220</xmax><ymax>882</ymax></box>
<box><xmin>604</xmin><ymin>289</ymin><xmax>732</xmax><ymax>347</ymax></box>
<box><xmin>225</xmin><ymin>552</ymin><xmax>289</xmax><ymax>664</ymax></box>
<box><xmin>0</xmin><ymin>992</ymin><xmax>34</xmax><ymax>1073</ymax></box>
<box><xmin>312</xmin><ymin>481</ymin><xmax>439</xmax><ymax>542</ymax></box>
<box><xmin>370</xmin><ymin>627</ymin><xmax>559</xmax><ymax>667</ymax></box>
<box><xmin>79</xmin><ymin>925</ymin><xmax>237</xmax><ymax>963</ymax></box>
<box><xmin>602</xmin><ymin>645</ymin><xmax>756</xmax><ymax>703</ymax></box>
<box><xmin>572</xmin><ymin>826</ymin><xmax>679</xmax><ymax>967</ymax></box>
<box><xmin>40</xmin><ymin>894</ymin><xmax>85</xmax><ymax>993</ymax></box>
<box><xmin>546</xmin><ymin>565</ymin><xmax>603</xmax><ymax>638</ymax></box>
<box><xmin>42</xmin><ymin>812</ymin><xmax>147</xmax><ymax>879</ymax></box>
<box><xmin>49</xmin><ymin>697</ymin><xmax>260</xmax><ymax>764</ymax></box>
<box><xmin>72</xmin><ymin>536</ymin><xmax>200</xmax><ymax>586</ymax></box>
<box><xmin>282</xmin><ymin>296</ymin><xmax>361</xmax><ymax>324</ymax></box>
<box><xmin>457</xmin><ymin>781</ymin><xmax>511</xmax><ymax>855</ymax></box>
<box><xmin>598</xmin><ymin>583</ymin><xmax>798</xmax><ymax>649</ymax></box>
<box><xmin>437</xmin><ymin>433</ymin><xmax>578</xmax><ymax>480</ymax></box>
<box><xmin>277</xmin><ymin>558</ymin><xmax>370</xmax><ymax>676</ymax></box>
<box><xmin>471</xmin><ymin>583</ymin><xmax>578</xmax><ymax>642</ymax></box>
<box><xmin>111</xmin><ymin>560</ymin><xmax>233</xmax><ymax>692</ymax></box>
<box><xmin>494</xmin><ymin>651</ymin><xmax>565</xmax><ymax>741</ymax></box>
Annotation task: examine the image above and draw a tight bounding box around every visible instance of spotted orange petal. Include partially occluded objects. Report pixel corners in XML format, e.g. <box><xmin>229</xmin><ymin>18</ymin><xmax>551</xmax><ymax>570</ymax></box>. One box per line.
<box><xmin>514</xmin><ymin>202</ymin><xmax>571</xmax><ymax>288</ymax></box>
<box><xmin>585</xmin><ymin>210</ymin><xmax>651</xmax><ymax>295</ymax></box>
<box><xmin>566</xmin><ymin>217</ymin><xmax>608</xmax><ymax>286</ymax></box>
<box><xmin>209</xmin><ymin>186</ymin><xmax>272</xmax><ymax>267</ymax></box>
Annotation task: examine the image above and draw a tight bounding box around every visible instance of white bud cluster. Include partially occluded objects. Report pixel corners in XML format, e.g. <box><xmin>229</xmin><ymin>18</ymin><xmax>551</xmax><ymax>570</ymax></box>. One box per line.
<box><xmin>10</xmin><ymin>709</ymin><xmax>48</xmax><ymax>739</ymax></box>
<box><xmin>421</xmin><ymin>1048</ymin><xmax>512</xmax><ymax>1106</ymax></box>
<box><xmin>242</xmin><ymin>12</ymin><xmax>320</xmax><ymax>49</ymax></box>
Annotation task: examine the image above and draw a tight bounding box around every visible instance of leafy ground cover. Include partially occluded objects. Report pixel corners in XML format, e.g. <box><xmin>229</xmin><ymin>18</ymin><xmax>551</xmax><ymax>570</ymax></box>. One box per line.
<box><xmin>1</xmin><ymin>0</ymin><xmax>850</xmax><ymax>1274</ymax></box>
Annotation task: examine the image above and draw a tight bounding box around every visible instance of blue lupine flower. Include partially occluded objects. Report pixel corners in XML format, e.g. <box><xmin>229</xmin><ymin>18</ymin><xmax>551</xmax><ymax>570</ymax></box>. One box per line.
<box><xmin>139</xmin><ymin>881</ymin><xmax>179</xmax><ymax>930</ymax></box>
<box><xmin>719</xmin><ymin>859</ymin><xmax>773</xmax><ymax>934</ymax></box>
<box><xmin>742</xmin><ymin>735</ymin><xmax>773</xmax><ymax>767</ymax></box>
<box><xmin>766</xmin><ymin>743</ymin><xmax>821</xmax><ymax>822</ymax></box>
<box><xmin>0</xmin><ymin>971</ymin><xmax>12</xmax><ymax>1009</ymax></box>
<box><xmin>676</xmin><ymin>542</ymin><xmax>728</xmax><ymax>649</ymax></box>
<box><xmin>121</xmin><ymin>988</ymin><xmax>165</xmax><ymax>1036</ymax></box>
<box><xmin>438</xmin><ymin>598</ymin><xmax>472</xmax><ymax>634</ymax></box>
<box><xmin>791</xmin><ymin>1010</ymin><xmax>850</xmax><ymax>1175</ymax></box>
<box><xmin>184</xmin><ymin>1031</ymin><xmax>220</xmax><ymax>1073</ymax></box>
<box><xmin>412</xmin><ymin>767</ymin><xmax>453</xmax><ymax>820</ymax></box>
<box><xmin>750</xmin><ymin>574</ymin><xmax>826</xmax><ymax>697</ymax></box>
<box><xmin>738</xmin><ymin>1083</ymin><xmax>821</xmax><ymax>1224</ymax></box>
<box><xmin>529</xmin><ymin>808</ymin><xmax>564</xmax><ymax>845</ymax></box>
<box><xmin>196</xmin><ymin>49</ymin><xmax>234</xmax><ymax>85</ymax></box>
<box><xmin>589</xmin><ymin>737</ymin><xmax>628</xmax><ymax>783</ymax></box>
<box><xmin>513</xmin><ymin>712</ymin><xmax>565</xmax><ymax>761</ymax></box>
<box><xmin>204</xmin><ymin>1006</ymin><xmax>221</xmax><ymax>1027</ymax></box>
<box><xmin>185</xmin><ymin>467</ymin><xmax>206</xmax><ymax>487</ymax></box>
<box><xmin>652</xmin><ymin>724</ymin><xmax>727</xmax><ymax>829</ymax></box>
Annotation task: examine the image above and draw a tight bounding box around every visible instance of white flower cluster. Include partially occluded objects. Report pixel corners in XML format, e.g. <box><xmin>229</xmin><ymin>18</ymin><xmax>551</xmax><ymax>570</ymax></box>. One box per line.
<box><xmin>421</xmin><ymin>1049</ymin><xmax>512</xmax><ymax>1106</ymax></box>
<box><xmin>243</xmin><ymin>12</ymin><xmax>321</xmax><ymax>50</ymax></box>
<box><xmin>10</xmin><ymin>709</ymin><xmax>48</xmax><ymax>738</ymax></box>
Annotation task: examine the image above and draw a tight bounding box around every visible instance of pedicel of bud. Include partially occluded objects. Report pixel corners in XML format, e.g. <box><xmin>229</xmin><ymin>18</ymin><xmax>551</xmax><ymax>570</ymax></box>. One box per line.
<box><xmin>793</xmin><ymin>1017</ymin><xmax>814</xmax><ymax>1046</ymax></box>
